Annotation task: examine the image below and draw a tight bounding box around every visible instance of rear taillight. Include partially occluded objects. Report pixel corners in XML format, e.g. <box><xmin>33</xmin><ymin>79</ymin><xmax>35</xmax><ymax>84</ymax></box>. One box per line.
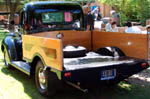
<box><xmin>64</xmin><ymin>72</ymin><xmax>71</xmax><ymax>77</ymax></box>
<box><xmin>141</xmin><ymin>63</ymin><xmax>147</xmax><ymax>68</ymax></box>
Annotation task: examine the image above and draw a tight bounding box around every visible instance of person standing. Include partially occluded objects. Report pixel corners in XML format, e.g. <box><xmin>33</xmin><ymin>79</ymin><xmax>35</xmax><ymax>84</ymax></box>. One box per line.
<box><xmin>112</xmin><ymin>11</ymin><xmax>120</xmax><ymax>26</ymax></box>
<box><xmin>87</xmin><ymin>10</ymin><xmax>95</xmax><ymax>30</ymax></box>
<box><xmin>83</xmin><ymin>4</ymin><xmax>90</xmax><ymax>30</ymax></box>
<box><xmin>110</xmin><ymin>7</ymin><xmax>120</xmax><ymax>26</ymax></box>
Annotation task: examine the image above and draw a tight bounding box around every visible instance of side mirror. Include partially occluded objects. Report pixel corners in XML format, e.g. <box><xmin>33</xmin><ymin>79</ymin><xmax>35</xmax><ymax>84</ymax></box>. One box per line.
<box><xmin>56</xmin><ymin>32</ymin><xmax>64</xmax><ymax>39</ymax></box>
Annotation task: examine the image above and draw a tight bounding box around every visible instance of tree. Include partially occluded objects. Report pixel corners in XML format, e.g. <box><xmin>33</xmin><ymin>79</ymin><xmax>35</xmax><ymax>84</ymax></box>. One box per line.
<box><xmin>99</xmin><ymin>0</ymin><xmax>150</xmax><ymax>26</ymax></box>
<box><xmin>136</xmin><ymin>0</ymin><xmax>150</xmax><ymax>25</ymax></box>
<box><xmin>4</xmin><ymin>0</ymin><xmax>20</xmax><ymax>31</ymax></box>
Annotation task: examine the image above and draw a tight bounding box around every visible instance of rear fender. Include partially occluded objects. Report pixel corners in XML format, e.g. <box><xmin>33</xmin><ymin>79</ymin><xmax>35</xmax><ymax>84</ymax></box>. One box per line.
<box><xmin>30</xmin><ymin>55</ymin><xmax>61</xmax><ymax>80</ymax></box>
<box><xmin>96</xmin><ymin>46</ymin><xmax>125</xmax><ymax>57</ymax></box>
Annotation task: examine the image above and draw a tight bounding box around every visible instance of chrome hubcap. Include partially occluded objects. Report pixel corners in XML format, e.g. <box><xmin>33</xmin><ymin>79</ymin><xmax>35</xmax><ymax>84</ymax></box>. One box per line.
<box><xmin>38</xmin><ymin>68</ymin><xmax>46</xmax><ymax>90</ymax></box>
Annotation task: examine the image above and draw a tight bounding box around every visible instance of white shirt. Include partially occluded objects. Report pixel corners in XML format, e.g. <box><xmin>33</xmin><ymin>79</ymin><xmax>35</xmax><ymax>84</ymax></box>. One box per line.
<box><xmin>105</xmin><ymin>23</ymin><xmax>118</xmax><ymax>32</ymax></box>
<box><xmin>112</xmin><ymin>27</ymin><xmax>118</xmax><ymax>32</ymax></box>
<box><xmin>125</xmin><ymin>26</ymin><xmax>142</xmax><ymax>33</ymax></box>
<box><xmin>105</xmin><ymin>23</ymin><xmax>112</xmax><ymax>32</ymax></box>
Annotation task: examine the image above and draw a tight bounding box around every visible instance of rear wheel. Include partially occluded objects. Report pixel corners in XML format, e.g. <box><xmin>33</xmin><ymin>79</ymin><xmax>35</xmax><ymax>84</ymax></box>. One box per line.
<box><xmin>4</xmin><ymin>48</ymin><xmax>11</xmax><ymax>68</ymax></box>
<box><xmin>35</xmin><ymin>61</ymin><xmax>57</xmax><ymax>97</ymax></box>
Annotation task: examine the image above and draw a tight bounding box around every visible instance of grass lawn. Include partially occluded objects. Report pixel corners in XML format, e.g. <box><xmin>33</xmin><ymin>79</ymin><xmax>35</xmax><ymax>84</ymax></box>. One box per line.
<box><xmin>0</xmin><ymin>29</ymin><xmax>150</xmax><ymax>99</ymax></box>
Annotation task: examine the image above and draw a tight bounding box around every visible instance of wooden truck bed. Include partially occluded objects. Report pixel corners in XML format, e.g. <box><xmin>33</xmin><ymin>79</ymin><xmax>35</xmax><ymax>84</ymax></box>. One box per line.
<box><xmin>22</xmin><ymin>30</ymin><xmax>148</xmax><ymax>72</ymax></box>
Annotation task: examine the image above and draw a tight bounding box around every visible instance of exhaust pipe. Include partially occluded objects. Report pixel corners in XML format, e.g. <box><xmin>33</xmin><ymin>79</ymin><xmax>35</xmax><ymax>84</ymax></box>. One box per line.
<box><xmin>66</xmin><ymin>81</ymin><xmax>88</xmax><ymax>93</ymax></box>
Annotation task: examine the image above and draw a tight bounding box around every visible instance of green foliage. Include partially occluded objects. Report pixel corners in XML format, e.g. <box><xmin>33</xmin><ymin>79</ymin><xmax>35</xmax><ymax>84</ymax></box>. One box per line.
<box><xmin>137</xmin><ymin>0</ymin><xmax>150</xmax><ymax>26</ymax></box>
<box><xmin>99</xmin><ymin>0</ymin><xmax>150</xmax><ymax>26</ymax></box>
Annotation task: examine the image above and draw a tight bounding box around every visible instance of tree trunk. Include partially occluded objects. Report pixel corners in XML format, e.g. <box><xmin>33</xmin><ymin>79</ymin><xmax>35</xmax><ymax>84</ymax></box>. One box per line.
<box><xmin>4</xmin><ymin>0</ymin><xmax>20</xmax><ymax>31</ymax></box>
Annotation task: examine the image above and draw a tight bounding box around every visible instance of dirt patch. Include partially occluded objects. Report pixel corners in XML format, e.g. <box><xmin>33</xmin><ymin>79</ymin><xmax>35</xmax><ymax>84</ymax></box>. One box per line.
<box><xmin>127</xmin><ymin>67</ymin><xmax>150</xmax><ymax>86</ymax></box>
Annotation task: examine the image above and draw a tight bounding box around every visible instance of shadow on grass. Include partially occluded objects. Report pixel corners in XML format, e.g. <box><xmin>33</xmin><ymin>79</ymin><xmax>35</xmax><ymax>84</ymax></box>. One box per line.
<box><xmin>0</xmin><ymin>64</ymin><xmax>135</xmax><ymax>99</ymax></box>
<box><xmin>127</xmin><ymin>67</ymin><xmax>150</xmax><ymax>87</ymax></box>
<box><xmin>0</xmin><ymin>59</ymin><xmax>4</xmax><ymax>63</ymax></box>
<box><xmin>0</xmin><ymin>51</ymin><xmax>136</xmax><ymax>99</ymax></box>
<box><xmin>1</xmin><ymin>66</ymin><xmax>45</xmax><ymax>99</ymax></box>
<box><xmin>0</xmin><ymin>53</ymin><xmax>144</xmax><ymax>99</ymax></box>
<box><xmin>0</xmin><ymin>66</ymin><xmax>92</xmax><ymax>99</ymax></box>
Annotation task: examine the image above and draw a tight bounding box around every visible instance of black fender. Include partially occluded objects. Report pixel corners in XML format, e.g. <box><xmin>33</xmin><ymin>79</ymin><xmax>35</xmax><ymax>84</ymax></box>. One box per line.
<box><xmin>30</xmin><ymin>55</ymin><xmax>61</xmax><ymax>81</ymax></box>
<box><xmin>1</xmin><ymin>33</ymin><xmax>21</xmax><ymax>61</ymax></box>
<box><xmin>96</xmin><ymin>46</ymin><xmax>125</xmax><ymax>57</ymax></box>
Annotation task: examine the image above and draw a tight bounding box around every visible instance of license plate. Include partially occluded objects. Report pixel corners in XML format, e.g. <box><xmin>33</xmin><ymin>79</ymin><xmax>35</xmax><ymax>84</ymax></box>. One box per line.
<box><xmin>101</xmin><ymin>69</ymin><xmax>116</xmax><ymax>80</ymax></box>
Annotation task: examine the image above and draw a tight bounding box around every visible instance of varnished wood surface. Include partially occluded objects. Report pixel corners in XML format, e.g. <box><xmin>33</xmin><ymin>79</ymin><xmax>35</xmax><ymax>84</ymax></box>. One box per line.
<box><xmin>23</xmin><ymin>30</ymin><xmax>147</xmax><ymax>71</ymax></box>
<box><xmin>62</xmin><ymin>30</ymin><xmax>91</xmax><ymax>51</ymax></box>
<box><xmin>93</xmin><ymin>31</ymin><xmax>147</xmax><ymax>59</ymax></box>
<box><xmin>22</xmin><ymin>34</ymin><xmax>63</xmax><ymax>71</ymax></box>
<box><xmin>30</xmin><ymin>31</ymin><xmax>59</xmax><ymax>39</ymax></box>
<box><xmin>23</xmin><ymin>30</ymin><xmax>91</xmax><ymax>71</ymax></box>
<box><xmin>30</xmin><ymin>30</ymin><xmax>92</xmax><ymax>51</ymax></box>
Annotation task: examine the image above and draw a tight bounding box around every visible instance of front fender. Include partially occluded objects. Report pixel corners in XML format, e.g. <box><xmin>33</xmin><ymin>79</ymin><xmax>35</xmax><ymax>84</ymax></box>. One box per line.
<box><xmin>2</xmin><ymin>34</ymin><xmax>18</xmax><ymax>61</ymax></box>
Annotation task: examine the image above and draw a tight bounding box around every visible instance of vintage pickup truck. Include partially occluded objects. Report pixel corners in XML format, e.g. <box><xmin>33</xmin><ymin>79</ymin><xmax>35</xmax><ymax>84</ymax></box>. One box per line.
<box><xmin>1</xmin><ymin>1</ymin><xmax>149</xmax><ymax>97</ymax></box>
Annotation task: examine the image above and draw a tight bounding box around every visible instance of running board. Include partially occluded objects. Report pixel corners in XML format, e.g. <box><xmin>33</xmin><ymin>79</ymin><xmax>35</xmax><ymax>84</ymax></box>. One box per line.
<box><xmin>11</xmin><ymin>61</ymin><xmax>30</xmax><ymax>75</ymax></box>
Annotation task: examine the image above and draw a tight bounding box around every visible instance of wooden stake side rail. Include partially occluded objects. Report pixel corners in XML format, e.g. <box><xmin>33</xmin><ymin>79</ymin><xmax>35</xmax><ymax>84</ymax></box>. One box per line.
<box><xmin>147</xmin><ymin>32</ymin><xmax>150</xmax><ymax>60</ymax></box>
<box><xmin>93</xmin><ymin>31</ymin><xmax>147</xmax><ymax>59</ymax></box>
